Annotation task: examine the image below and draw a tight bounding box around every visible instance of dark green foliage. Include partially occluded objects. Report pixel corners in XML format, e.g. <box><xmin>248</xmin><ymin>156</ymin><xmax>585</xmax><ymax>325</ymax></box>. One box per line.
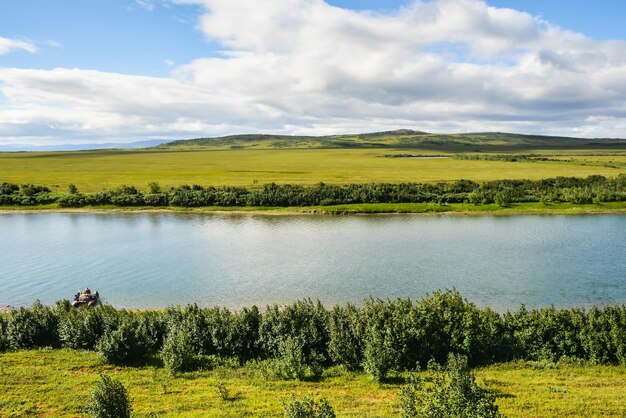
<box><xmin>59</xmin><ymin>307</ymin><xmax>105</xmax><ymax>350</ymax></box>
<box><xmin>87</xmin><ymin>374</ymin><xmax>132</xmax><ymax>418</ymax></box>
<box><xmin>164</xmin><ymin>304</ymin><xmax>213</xmax><ymax>355</ymax></box>
<box><xmin>6</xmin><ymin>301</ymin><xmax>61</xmax><ymax>349</ymax></box>
<box><xmin>580</xmin><ymin>306</ymin><xmax>626</xmax><ymax>365</ymax></box>
<box><xmin>4</xmin><ymin>293</ymin><xmax>626</xmax><ymax>376</ymax></box>
<box><xmin>0</xmin><ymin>182</ymin><xmax>19</xmax><ymax>195</ymax></box>
<box><xmin>135</xmin><ymin>311</ymin><xmax>167</xmax><ymax>352</ymax></box>
<box><xmin>206</xmin><ymin>306</ymin><xmax>261</xmax><ymax>362</ymax></box>
<box><xmin>260</xmin><ymin>299</ymin><xmax>330</xmax><ymax>362</ymax></box>
<box><xmin>494</xmin><ymin>190</ymin><xmax>512</xmax><ymax>207</ymax></box>
<box><xmin>4</xmin><ymin>174</ymin><xmax>626</xmax><ymax>207</ymax></box>
<box><xmin>96</xmin><ymin>319</ymin><xmax>151</xmax><ymax>365</ymax></box>
<box><xmin>0</xmin><ymin>315</ymin><xmax>9</xmax><ymax>352</ymax></box>
<box><xmin>402</xmin><ymin>354</ymin><xmax>503</xmax><ymax>418</ymax></box>
<box><xmin>273</xmin><ymin>336</ymin><xmax>325</xmax><ymax>381</ymax></box>
<box><xmin>363</xmin><ymin>327</ymin><xmax>402</xmax><ymax>382</ymax></box>
<box><xmin>505</xmin><ymin>306</ymin><xmax>585</xmax><ymax>361</ymax></box>
<box><xmin>161</xmin><ymin>327</ymin><xmax>195</xmax><ymax>374</ymax></box>
<box><xmin>283</xmin><ymin>395</ymin><xmax>336</xmax><ymax>418</ymax></box>
<box><xmin>399</xmin><ymin>385</ymin><xmax>419</xmax><ymax>418</ymax></box>
<box><xmin>413</xmin><ymin>290</ymin><xmax>511</xmax><ymax>366</ymax></box>
<box><xmin>328</xmin><ymin>305</ymin><xmax>362</xmax><ymax>371</ymax></box>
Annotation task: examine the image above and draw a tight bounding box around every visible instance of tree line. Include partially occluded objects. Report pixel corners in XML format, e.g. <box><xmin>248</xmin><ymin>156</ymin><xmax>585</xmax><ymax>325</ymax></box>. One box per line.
<box><xmin>1</xmin><ymin>174</ymin><xmax>625</xmax><ymax>208</ymax></box>
<box><xmin>1</xmin><ymin>291</ymin><xmax>625</xmax><ymax>382</ymax></box>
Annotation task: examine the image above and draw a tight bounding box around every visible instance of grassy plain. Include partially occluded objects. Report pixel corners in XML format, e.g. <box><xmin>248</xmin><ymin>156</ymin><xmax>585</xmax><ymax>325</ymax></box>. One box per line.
<box><xmin>1</xmin><ymin>148</ymin><xmax>626</xmax><ymax>193</ymax></box>
<box><xmin>1</xmin><ymin>349</ymin><xmax>625</xmax><ymax>417</ymax></box>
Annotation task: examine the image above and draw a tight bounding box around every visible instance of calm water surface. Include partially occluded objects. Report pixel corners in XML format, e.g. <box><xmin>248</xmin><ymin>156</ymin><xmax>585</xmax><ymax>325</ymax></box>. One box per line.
<box><xmin>1</xmin><ymin>213</ymin><xmax>625</xmax><ymax>310</ymax></box>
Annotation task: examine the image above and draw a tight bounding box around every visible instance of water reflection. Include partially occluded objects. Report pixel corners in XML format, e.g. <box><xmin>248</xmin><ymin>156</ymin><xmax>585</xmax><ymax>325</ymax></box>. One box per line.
<box><xmin>0</xmin><ymin>212</ymin><xmax>625</xmax><ymax>311</ymax></box>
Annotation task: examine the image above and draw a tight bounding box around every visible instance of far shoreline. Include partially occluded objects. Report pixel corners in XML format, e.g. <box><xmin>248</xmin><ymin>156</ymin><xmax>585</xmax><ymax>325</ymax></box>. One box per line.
<box><xmin>2</xmin><ymin>201</ymin><xmax>626</xmax><ymax>216</ymax></box>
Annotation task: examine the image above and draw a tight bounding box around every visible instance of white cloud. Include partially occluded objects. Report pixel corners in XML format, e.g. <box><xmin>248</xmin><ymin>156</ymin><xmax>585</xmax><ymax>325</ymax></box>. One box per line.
<box><xmin>0</xmin><ymin>37</ymin><xmax>37</xmax><ymax>55</ymax></box>
<box><xmin>2</xmin><ymin>0</ymin><xmax>626</xmax><ymax>144</ymax></box>
<box><xmin>134</xmin><ymin>0</ymin><xmax>155</xmax><ymax>12</ymax></box>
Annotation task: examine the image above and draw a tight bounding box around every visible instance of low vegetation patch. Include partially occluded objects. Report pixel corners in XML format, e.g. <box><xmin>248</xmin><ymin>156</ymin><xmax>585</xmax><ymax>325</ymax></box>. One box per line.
<box><xmin>2</xmin><ymin>292</ymin><xmax>626</xmax><ymax>415</ymax></box>
<box><xmin>1</xmin><ymin>174</ymin><xmax>625</xmax><ymax>210</ymax></box>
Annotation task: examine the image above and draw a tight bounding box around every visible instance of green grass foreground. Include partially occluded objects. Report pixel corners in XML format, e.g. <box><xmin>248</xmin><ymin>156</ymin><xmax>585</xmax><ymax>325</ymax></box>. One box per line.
<box><xmin>0</xmin><ymin>349</ymin><xmax>624</xmax><ymax>417</ymax></box>
<box><xmin>3</xmin><ymin>201</ymin><xmax>626</xmax><ymax>215</ymax></box>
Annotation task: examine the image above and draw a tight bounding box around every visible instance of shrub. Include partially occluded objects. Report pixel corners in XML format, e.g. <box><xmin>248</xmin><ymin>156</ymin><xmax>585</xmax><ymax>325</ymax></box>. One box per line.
<box><xmin>87</xmin><ymin>374</ymin><xmax>132</xmax><ymax>418</ymax></box>
<box><xmin>165</xmin><ymin>305</ymin><xmax>213</xmax><ymax>355</ymax></box>
<box><xmin>96</xmin><ymin>319</ymin><xmax>150</xmax><ymax>365</ymax></box>
<box><xmin>398</xmin><ymin>385</ymin><xmax>418</xmax><ymax>418</ymax></box>
<box><xmin>6</xmin><ymin>301</ymin><xmax>61</xmax><ymax>349</ymax></box>
<box><xmin>136</xmin><ymin>311</ymin><xmax>167</xmax><ymax>352</ymax></box>
<box><xmin>403</xmin><ymin>353</ymin><xmax>503</xmax><ymax>418</ymax></box>
<box><xmin>362</xmin><ymin>327</ymin><xmax>401</xmax><ymax>382</ymax></box>
<box><xmin>161</xmin><ymin>327</ymin><xmax>195</xmax><ymax>374</ymax></box>
<box><xmin>59</xmin><ymin>307</ymin><xmax>105</xmax><ymax>350</ymax></box>
<box><xmin>581</xmin><ymin>306</ymin><xmax>626</xmax><ymax>365</ymax></box>
<box><xmin>260</xmin><ymin>299</ymin><xmax>330</xmax><ymax>362</ymax></box>
<box><xmin>273</xmin><ymin>336</ymin><xmax>325</xmax><ymax>381</ymax></box>
<box><xmin>0</xmin><ymin>315</ymin><xmax>9</xmax><ymax>352</ymax></box>
<box><xmin>494</xmin><ymin>190</ymin><xmax>512</xmax><ymax>207</ymax></box>
<box><xmin>328</xmin><ymin>305</ymin><xmax>362</xmax><ymax>371</ymax></box>
<box><xmin>215</xmin><ymin>380</ymin><xmax>233</xmax><ymax>401</ymax></box>
<box><xmin>206</xmin><ymin>306</ymin><xmax>261</xmax><ymax>362</ymax></box>
<box><xmin>283</xmin><ymin>395</ymin><xmax>336</xmax><ymax>418</ymax></box>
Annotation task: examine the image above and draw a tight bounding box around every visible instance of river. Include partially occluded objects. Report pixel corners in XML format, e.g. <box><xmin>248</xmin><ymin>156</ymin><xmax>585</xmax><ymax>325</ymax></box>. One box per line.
<box><xmin>1</xmin><ymin>212</ymin><xmax>625</xmax><ymax>311</ymax></box>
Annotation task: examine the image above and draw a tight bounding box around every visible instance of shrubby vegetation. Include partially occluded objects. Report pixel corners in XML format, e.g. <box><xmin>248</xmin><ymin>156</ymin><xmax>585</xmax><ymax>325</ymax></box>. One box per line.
<box><xmin>1</xmin><ymin>291</ymin><xmax>626</xmax><ymax>382</ymax></box>
<box><xmin>399</xmin><ymin>353</ymin><xmax>502</xmax><ymax>418</ymax></box>
<box><xmin>1</xmin><ymin>174</ymin><xmax>625</xmax><ymax>208</ymax></box>
<box><xmin>87</xmin><ymin>374</ymin><xmax>132</xmax><ymax>418</ymax></box>
<box><xmin>283</xmin><ymin>395</ymin><xmax>336</xmax><ymax>418</ymax></box>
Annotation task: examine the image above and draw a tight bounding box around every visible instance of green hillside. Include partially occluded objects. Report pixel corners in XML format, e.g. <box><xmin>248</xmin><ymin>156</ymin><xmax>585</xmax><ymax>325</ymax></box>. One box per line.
<box><xmin>159</xmin><ymin>129</ymin><xmax>626</xmax><ymax>151</ymax></box>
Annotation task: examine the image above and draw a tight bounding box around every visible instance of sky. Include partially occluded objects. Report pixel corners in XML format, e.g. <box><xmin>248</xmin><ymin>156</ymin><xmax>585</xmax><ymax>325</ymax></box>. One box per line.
<box><xmin>1</xmin><ymin>0</ymin><xmax>626</xmax><ymax>146</ymax></box>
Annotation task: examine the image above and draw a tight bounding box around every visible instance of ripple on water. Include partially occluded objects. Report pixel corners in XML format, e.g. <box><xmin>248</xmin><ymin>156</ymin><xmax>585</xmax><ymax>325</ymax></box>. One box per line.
<box><xmin>0</xmin><ymin>213</ymin><xmax>625</xmax><ymax>310</ymax></box>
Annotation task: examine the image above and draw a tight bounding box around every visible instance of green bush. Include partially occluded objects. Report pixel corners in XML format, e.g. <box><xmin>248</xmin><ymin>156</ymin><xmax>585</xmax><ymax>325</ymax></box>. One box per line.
<box><xmin>260</xmin><ymin>299</ymin><xmax>330</xmax><ymax>362</ymax></box>
<box><xmin>283</xmin><ymin>395</ymin><xmax>335</xmax><ymax>418</ymax></box>
<box><xmin>0</xmin><ymin>315</ymin><xmax>9</xmax><ymax>352</ymax></box>
<box><xmin>96</xmin><ymin>319</ymin><xmax>150</xmax><ymax>365</ymax></box>
<box><xmin>87</xmin><ymin>374</ymin><xmax>132</xmax><ymax>418</ymax></box>
<box><xmin>6</xmin><ymin>301</ymin><xmax>61</xmax><ymax>349</ymax></box>
<box><xmin>399</xmin><ymin>385</ymin><xmax>418</xmax><ymax>418</ymax></box>
<box><xmin>494</xmin><ymin>190</ymin><xmax>513</xmax><ymax>207</ymax></box>
<box><xmin>136</xmin><ymin>311</ymin><xmax>167</xmax><ymax>352</ymax></box>
<box><xmin>328</xmin><ymin>305</ymin><xmax>363</xmax><ymax>371</ymax></box>
<box><xmin>505</xmin><ymin>306</ymin><xmax>586</xmax><ymax>362</ymax></box>
<box><xmin>581</xmin><ymin>306</ymin><xmax>626</xmax><ymax>365</ymax></box>
<box><xmin>161</xmin><ymin>327</ymin><xmax>195</xmax><ymax>374</ymax></box>
<box><xmin>206</xmin><ymin>306</ymin><xmax>261</xmax><ymax>362</ymax></box>
<box><xmin>402</xmin><ymin>353</ymin><xmax>503</xmax><ymax>418</ymax></box>
<box><xmin>362</xmin><ymin>328</ymin><xmax>401</xmax><ymax>382</ymax></box>
<box><xmin>165</xmin><ymin>305</ymin><xmax>213</xmax><ymax>355</ymax></box>
<box><xmin>273</xmin><ymin>336</ymin><xmax>325</xmax><ymax>381</ymax></box>
<box><xmin>59</xmin><ymin>307</ymin><xmax>105</xmax><ymax>350</ymax></box>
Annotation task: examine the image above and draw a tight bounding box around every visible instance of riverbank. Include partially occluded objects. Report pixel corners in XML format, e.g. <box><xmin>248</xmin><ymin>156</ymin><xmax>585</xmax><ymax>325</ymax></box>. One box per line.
<box><xmin>2</xmin><ymin>201</ymin><xmax>626</xmax><ymax>216</ymax></box>
<box><xmin>1</xmin><ymin>349</ymin><xmax>625</xmax><ymax>417</ymax></box>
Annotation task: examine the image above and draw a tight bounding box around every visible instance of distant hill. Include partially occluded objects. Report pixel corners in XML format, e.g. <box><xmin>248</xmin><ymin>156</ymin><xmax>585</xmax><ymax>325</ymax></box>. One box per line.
<box><xmin>157</xmin><ymin>129</ymin><xmax>626</xmax><ymax>152</ymax></box>
<box><xmin>0</xmin><ymin>139</ymin><xmax>172</xmax><ymax>152</ymax></box>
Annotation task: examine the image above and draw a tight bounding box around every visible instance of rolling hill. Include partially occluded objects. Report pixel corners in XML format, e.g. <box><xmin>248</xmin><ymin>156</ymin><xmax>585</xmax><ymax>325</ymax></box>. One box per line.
<box><xmin>157</xmin><ymin>129</ymin><xmax>626</xmax><ymax>151</ymax></box>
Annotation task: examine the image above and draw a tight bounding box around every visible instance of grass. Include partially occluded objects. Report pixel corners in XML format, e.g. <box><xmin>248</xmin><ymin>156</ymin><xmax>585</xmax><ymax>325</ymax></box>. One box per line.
<box><xmin>1</xmin><ymin>148</ymin><xmax>626</xmax><ymax>193</ymax></box>
<box><xmin>3</xmin><ymin>201</ymin><xmax>626</xmax><ymax>216</ymax></box>
<box><xmin>1</xmin><ymin>349</ymin><xmax>625</xmax><ymax>417</ymax></box>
